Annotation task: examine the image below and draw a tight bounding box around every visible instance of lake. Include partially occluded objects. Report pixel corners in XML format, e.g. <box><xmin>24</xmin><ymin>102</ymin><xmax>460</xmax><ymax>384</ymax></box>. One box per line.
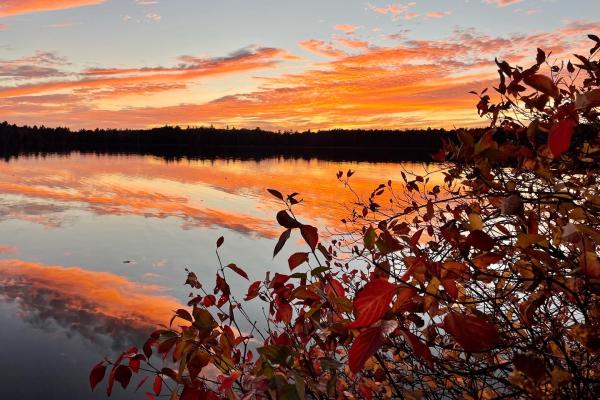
<box><xmin>0</xmin><ymin>154</ymin><xmax>427</xmax><ymax>399</ymax></box>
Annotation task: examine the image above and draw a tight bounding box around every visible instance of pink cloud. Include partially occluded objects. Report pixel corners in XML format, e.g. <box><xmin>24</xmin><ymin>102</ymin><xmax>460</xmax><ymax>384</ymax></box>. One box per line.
<box><xmin>484</xmin><ymin>0</ymin><xmax>524</xmax><ymax>7</ymax></box>
<box><xmin>426</xmin><ymin>11</ymin><xmax>451</xmax><ymax>19</ymax></box>
<box><xmin>0</xmin><ymin>0</ymin><xmax>105</xmax><ymax>17</ymax></box>
<box><xmin>335</xmin><ymin>24</ymin><xmax>357</xmax><ymax>34</ymax></box>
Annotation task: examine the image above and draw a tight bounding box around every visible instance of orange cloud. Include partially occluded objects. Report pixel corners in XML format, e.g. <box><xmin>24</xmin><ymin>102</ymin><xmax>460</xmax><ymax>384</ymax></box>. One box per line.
<box><xmin>334</xmin><ymin>36</ymin><xmax>370</xmax><ymax>50</ymax></box>
<box><xmin>426</xmin><ymin>11</ymin><xmax>451</xmax><ymax>19</ymax></box>
<box><xmin>2</xmin><ymin>20</ymin><xmax>598</xmax><ymax>130</ymax></box>
<box><xmin>299</xmin><ymin>40</ymin><xmax>347</xmax><ymax>58</ymax></box>
<box><xmin>0</xmin><ymin>258</ymin><xmax>181</xmax><ymax>348</ymax></box>
<box><xmin>0</xmin><ymin>0</ymin><xmax>105</xmax><ymax>17</ymax></box>
<box><xmin>0</xmin><ymin>47</ymin><xmax>298</xmax><ymax>99</ymax></box>
<box><xmin>335</xmin><ymin>24</ymin><xmax>357</xmax><ymax>34</ymax></box>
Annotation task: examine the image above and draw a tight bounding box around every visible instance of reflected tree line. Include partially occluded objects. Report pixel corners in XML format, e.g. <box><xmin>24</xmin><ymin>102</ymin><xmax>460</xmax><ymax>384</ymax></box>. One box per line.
<box><xmin>0</xmin><ymin>121</ymin><xmax>468</xmax><ymax>162</ymax></box>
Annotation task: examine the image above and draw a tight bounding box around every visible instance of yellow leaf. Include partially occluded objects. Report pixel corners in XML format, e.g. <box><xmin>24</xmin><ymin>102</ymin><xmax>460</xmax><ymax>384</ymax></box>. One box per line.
<box><xmin>468</xmin><ymin>213</ymin><xmax>483</xmax><ymax>231</ymax></box>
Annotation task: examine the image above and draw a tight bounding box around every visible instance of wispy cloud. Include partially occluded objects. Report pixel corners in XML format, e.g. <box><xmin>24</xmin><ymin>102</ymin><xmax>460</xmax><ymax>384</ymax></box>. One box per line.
<box><xmin>0</xmin><ymin>46</ymin><xmax>298</xmax><ymax>98</ymax></box>
<box><xmin>0</xmin><ymin>51</ymin><xmax>70</xmax><ymax>79</ymax></box>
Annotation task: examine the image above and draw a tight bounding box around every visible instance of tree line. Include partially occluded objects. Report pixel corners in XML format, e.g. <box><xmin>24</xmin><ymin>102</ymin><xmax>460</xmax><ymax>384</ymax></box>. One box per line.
<box><xmin>0</xmin><ymin>122</ymin><xmax>465</xmax><ymax>162</ymax></box>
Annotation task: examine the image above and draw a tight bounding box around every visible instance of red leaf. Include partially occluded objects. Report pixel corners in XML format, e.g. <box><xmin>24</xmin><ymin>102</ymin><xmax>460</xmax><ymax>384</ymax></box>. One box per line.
<box><xmin>129</xmin><ymin>357</ymin><xmax>141</xmax><ymax>373</ymax></box>
<box><xmin>114</xmin><ymin>365</ymin><xmax>133</xmax><ymax>389</ymax></box>
<box><xmin>392</xmin><ymin>287</ymin><xmax>418</xmax><ymax>313</ymax></box>
<box><xmin>444</xmin><ymin>312</ymin><xmax>500</xmax><ymax>352</ymax></box>
<box><xmin>349</xmin><ymin>327</ymin><xmax>385</xmax><ymax>373</ymax></box>
<box><xmin>203</xmin><ymin>294</ymin><xmax>216</xmax><ymax>306</ymax></box>
<box><xmin>153</xmin><ymin>375</ymin><xmax>162</xmax><ymax>396</ymax></box>
<box><xmin>275</xmin><ymin>302</ymin><xmax>293</xmax><ymax>324</ymax></box>
<box><xmin>226</xmin><ymin>263</ymin><xmax>249</xmax><ymax>280</ymax></box>
<box><xmin>89</xmin><ymin>362</ymin><xmax>106</xmax><ymax>391</ymax></box>
<box><xmin>216</xmin><ymin>236</ymin><xmax>224</xmax><ymax>248</ymax></box>
<box><xmin>288</xmin><ymin>252</ymin><xmax>309</xmax><ymax>270</ymax></box>
<box><xmin>300</xmin><ymin>224</ymin><xmax>319</xmax><ymax>251</ymax></box>
<box><xmin>325</xmin><ymin>278</ymin><xmax>345</xmax><ymax>298</ymax></box>
<box><xmin>401</xmin><ymin>330</ymin><xmax>434</xmax><ymax>367</ymax></box>
<box><xmin>348</xmin><ymin>279</ymin><xmax>397</xmax><ymax>329</ymax></box>
<box><xmin>466</xmin><ymin>230</ymin><xmax>494</xmax><ymax>252</ymax></box>
<box><xmin>548</xmin><ymin>118</ymin><xmax>576</xmax><ymax>158</ymax></box>
<box><xmin>244</xmin><ymin>281</ymin><xmax>261</xmax><ymax>301</ymax></box>
<box><xmin>218</xmin><ymin>370</ymin><xmax>241</xmax><ymax>392</ymax></box>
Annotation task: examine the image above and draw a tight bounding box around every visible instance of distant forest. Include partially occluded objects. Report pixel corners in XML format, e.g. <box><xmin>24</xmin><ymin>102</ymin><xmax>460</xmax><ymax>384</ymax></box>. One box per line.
<box><xmin>0</xmin><ymin>121</ymin><xmax>471</xmax><ymax>162</ymax></box>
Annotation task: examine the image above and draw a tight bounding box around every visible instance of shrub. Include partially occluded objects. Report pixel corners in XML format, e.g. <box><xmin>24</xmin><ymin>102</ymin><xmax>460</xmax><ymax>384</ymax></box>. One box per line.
<box><xmin>90</xmin><ymin>36</ymin><xmax>600</xmax><ymax>399</ymax></box>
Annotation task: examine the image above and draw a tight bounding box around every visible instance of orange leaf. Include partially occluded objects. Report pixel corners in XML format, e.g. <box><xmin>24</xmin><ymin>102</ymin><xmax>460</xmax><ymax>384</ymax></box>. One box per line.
<box><xmin>472</xmin><ymin>253</ymin><xmax>503</xmax><ymax>269</ymax></box>
<box><xmin>523</xmin><ymin>74</ymin><xmax>559</xmax><ymax>98</ymax></box>
<box><xmin>444</xmin><ymin>312</ymin><xmax>500</xmax><ymax>352</ymax></box>
<box><xmin>218</xmin><ymin>370</ymin><xmax>241</xmax><ymax>392</ymax></box>
<box><xmin>348</xmin><ymin>279</ymin><xmax>397</xmax><ymax>328</ymax></box>
<box><xmin>349</xmin><ymin>327</ymin><xmax>385</xmax><ymax>373</ymax></box>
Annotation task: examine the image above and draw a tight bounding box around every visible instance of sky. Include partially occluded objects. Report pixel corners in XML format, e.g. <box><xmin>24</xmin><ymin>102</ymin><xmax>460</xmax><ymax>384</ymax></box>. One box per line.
<box><xmin>0</xmin><ymin>0</ymin><xmax>599</xmax><ymax>130</ymax></box>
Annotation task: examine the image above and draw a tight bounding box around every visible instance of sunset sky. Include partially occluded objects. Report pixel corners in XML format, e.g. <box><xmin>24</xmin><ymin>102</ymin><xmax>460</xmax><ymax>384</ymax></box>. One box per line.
<box><xmin>1</xmin><ymin>0</ymin><xmax>599</xmax><ymax>130</ymax></box>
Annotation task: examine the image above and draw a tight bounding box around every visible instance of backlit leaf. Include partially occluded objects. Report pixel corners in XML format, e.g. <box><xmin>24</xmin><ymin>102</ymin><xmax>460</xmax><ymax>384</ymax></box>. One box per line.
<box><xmin>349</xmin><ymin>327</ymin><xmax>385</xmax><ymax>373</ymax></box>
<box><xmin>348</xmin><ymin>278</ymin><xmax>397</xmax><ymax>328</ymax></box>
<box><xmin>548</xmin><ymin>118</ymin><xmax>576</xmax><ymax>158</ymax></box>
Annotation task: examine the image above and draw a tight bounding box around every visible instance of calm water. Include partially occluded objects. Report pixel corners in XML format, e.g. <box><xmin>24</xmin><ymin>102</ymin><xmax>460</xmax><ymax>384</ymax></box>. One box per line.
<box><xmin>0</xmin><ymin>154</ymin><xmax>425</xmax><ymax>399</ymax></box>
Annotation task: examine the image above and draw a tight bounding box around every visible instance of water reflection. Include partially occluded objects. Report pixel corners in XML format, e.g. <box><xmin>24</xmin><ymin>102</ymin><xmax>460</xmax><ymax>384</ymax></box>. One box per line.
<box><xmin>0</xmin><ymin>259</ymin><xmax>180</xmax><ymax>351</ymax></box>
<box><xmin>0</xmin><ymin>154</ymin><xmax>430</xmax><ymax>399</ymax></box>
